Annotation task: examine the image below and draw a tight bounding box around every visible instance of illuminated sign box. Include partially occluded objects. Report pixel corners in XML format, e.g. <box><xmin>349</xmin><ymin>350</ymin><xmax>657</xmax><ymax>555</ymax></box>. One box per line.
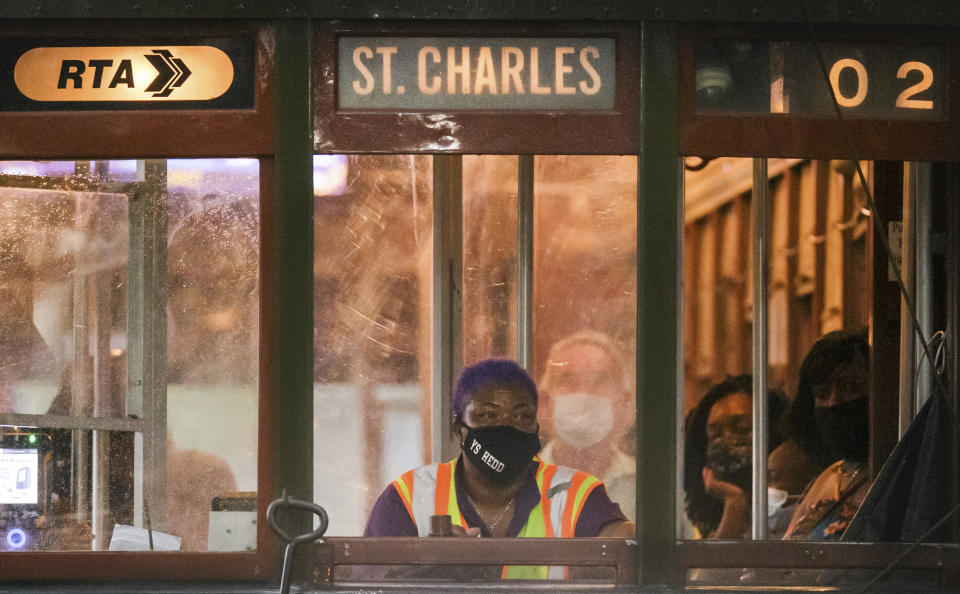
<box><xmin>695</xmin><ymin>39</ymin><xmax>946</xmax><ymax>120</ymax></box>
<box><xmin>338</xmin><ymin>37</ymin><xmax>616</xmax><ymax>111</ymax></box>
<box><xmin>0</xmin><ymin>38</ymin><xmax>253</xmax><ymax>110</ymax></box>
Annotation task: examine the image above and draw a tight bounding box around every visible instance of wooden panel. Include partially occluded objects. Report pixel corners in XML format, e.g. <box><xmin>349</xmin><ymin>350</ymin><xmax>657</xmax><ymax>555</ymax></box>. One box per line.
<box><xmin>678</xmin><ymin>539</ymin><xmax>960</xmax><ymax>570</ymax></box>
<box><xmin>810</xmin><ymin>160</ymin><xmax>831</xmax><ymax>343</ymax></box>
<box><xmin>843</xmin><ymin>163</ymin><xmax>871</xmax><ymax>332</ymax></box>
<box><xmin>0</xmin><ymin>552</ymin><xmax>262</xmax><ymax>581</ymax></box>
<box><xmin>744</xmin><ymin>194</ymin><xmax>755</xmax><ymax>359</ymax></box>
<box><xmin>695</xmin><ymin>214</ymin><xmax>718</xmax><ymax>391</ymax></box>
<box><xmin>821</xmin><ymin>161</ymin><xmax>849</xmax><ymax>333</ymax></box>
<box><xmin>795</xmin><ymin>163</ymin><xmax>818</xmax><ymax>296</ymax></box>
<box><xmin>769</xmin><ymin>170</ymin><xmax>800</xmax><ymax>388</ymax></box>
<box><xmin>769</xmin><ymin>173</ymin><xmax>790</xmax><ymax>377</ymax></box>
<box><xmin>719</xmin><ymin>200</ymin><xmax>746</xmax><ymax>378</ymax></box>
<box><xmin>315</xmin><ymin>537</ymin><xmax>638</xmax><ymax>585</ymax></box>
<box><xmin>684</xmin><ymin>158</ymin><xmax>882</xmax><ymax>403</ymax></box>
<box><xmin>782</xmin><ymin>169</ymin><xmax>806</xmax><ymax>392</ymax></box>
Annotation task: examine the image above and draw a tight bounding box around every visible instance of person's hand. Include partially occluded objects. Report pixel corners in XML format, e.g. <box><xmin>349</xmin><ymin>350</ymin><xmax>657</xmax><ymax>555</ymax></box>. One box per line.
<box><xmin>702</xmin><ymin>466</ymin><xmax>746</xmax><ymax>503</ymax></box>
<box><xmin>450</xmin><ymin>524</ymin><xmax>482</xmax><ymax>538</ymax></box>
<box><xmin>702</xmin><ymin>467</ymin><xmax>748</xmax><ymax>539</ymax></box>
<box><xmin>598</xmin><ymin>520</ymin><xmax>635</xmax><ymax>538</ymax></box>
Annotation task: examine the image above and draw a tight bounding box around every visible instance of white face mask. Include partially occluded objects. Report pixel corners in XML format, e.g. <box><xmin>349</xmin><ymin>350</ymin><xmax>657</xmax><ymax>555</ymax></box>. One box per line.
<box><xmin>767</xmin><ymin>487</ymin><xmax>789</xmax><ymax>516</ymax></box>
<box><xmin>767</xmin><ymin>486</ymin><xmax>797</xmax><ymax>538</ymax></box>
<box><xmin>551</xmin><ymin>392</ymin><xmax>615</xmax><ymax>448</ymax></box>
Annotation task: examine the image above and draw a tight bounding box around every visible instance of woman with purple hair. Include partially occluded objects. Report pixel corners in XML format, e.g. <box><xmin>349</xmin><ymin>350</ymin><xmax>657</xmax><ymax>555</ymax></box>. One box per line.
<box><xmin>364</xmin><ymin>358</ymin><xmax>633</xmax><ymax>580</ymax></box>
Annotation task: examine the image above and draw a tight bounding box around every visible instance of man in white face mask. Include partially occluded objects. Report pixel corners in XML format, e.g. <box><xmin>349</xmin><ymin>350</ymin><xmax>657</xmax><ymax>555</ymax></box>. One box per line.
<box><xmin>767</xmin><ymin>440</ymin><xmax>821</xmax><ymax>539</ymax></box>
<box><xmin>538</xmin><ymin>330</ymin><xmax>636</xmax><ymax>522</ymax></box>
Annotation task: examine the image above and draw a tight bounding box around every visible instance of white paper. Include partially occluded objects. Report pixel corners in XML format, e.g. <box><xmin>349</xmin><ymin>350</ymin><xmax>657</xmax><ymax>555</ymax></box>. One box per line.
<box><xmin>108</xmin><ymin>524</ymin><xmax>181</xmax><ymax>551</ymax></box>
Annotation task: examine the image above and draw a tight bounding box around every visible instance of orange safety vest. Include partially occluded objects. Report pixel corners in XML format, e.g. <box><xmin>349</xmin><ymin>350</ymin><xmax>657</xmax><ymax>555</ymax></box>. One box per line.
<box><xmin>391</xmin><ymin>456</ymin><xmax>601</xmax><ymax>580</ymax></box>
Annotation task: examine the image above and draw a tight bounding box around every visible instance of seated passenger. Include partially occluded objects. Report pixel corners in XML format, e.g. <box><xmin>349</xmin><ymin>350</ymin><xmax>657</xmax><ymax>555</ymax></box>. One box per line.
<box><xmin>683</xmin><ymin>375</ymin><xmax>788</xmax><ymax>539</ymax></box>
<box><xmin>537</xmin><ymin>330</ymin><xmax>636</xmax><ymax>522</ymax></box>
<box><xmin>164</xmin><ymin>439</ymin><xmax>238</xmax><ymax>551</ymax></box>
<box><xmin>364</xmin><ymin>358</ymin><xmax>633</xmax><ymax>579</ymax></box>
<box><xmin>766</xmin><ymin>440</ymin><xmax>822</xmax><ymax>538</ymax></box>
<box><xmin>783</xmin><ymin>330</ymin><xmax>871</xmax><ymax>540</ymax></box>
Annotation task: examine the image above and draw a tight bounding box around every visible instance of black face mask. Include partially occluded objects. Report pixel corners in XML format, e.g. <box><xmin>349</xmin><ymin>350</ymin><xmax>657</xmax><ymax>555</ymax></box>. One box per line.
<box><xmin>815</xmin><ymin>397</ymin><xmax>869</xmax><ymax>462</ymax></box>
<box><xmin>461</xmin><ymin>424</ymin><xmax>541</xmax><ymax>485</ymax></box>
<box><xmin>705</xmin><ymin>439</ymin><xmax>752</xmax><ymax>492</ymax></box>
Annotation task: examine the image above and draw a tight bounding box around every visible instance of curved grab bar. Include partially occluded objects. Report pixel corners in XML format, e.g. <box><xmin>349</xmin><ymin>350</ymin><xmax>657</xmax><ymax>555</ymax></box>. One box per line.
<box><xmin>266</xmin><ymin>491</ymin><xmax>329</xmax><ymax>594</ymax></box>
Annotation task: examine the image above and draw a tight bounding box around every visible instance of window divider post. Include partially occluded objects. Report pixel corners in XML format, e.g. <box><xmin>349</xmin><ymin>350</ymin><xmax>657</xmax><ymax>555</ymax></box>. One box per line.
<box><xmin>517</xmin><ymin>154</ymin><xmax>535</xmax><ymax>371</ymax></box>
<box><xmin>432</xmin><ymin>154</ymin><xmax>463</xmax><ymax>462</ymax></box>
<box><xmin>751</xmin><ymin>157</ymin><xmax>770</xmax><ymax>540</ymax></box>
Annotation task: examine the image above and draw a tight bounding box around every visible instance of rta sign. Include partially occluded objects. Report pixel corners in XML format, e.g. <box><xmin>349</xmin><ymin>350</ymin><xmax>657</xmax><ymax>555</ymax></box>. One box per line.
<box><xmin>57</xmin><ymin>50</ymin><xmax>193</xmax><ymax>97</ymax></box>
<box><xmin>15</xmin><ymin>45</ymin><xmax>232</xmax><ymax>102</ymax></box>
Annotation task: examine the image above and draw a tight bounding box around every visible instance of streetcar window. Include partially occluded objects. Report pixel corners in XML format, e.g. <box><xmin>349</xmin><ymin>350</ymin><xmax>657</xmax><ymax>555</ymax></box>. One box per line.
<box><xmin>680</xmin><ymin>157</ymin><xmax>885</xmax><ymax>545</ymax></box>
<box><xmin>0</xmin><ymin>159</ymin><xmax>260</xmax><ymax>552</ymax></box>
<box><xmin>462</xmin><ymin>154</ymin><xmax>519</xmax><ymax>365</ymax></box>
<box><xmin>312</xmin><ymin>154</ymin><xmax>638</xmax><ymax>537</ymax></box>
<box><xmin>312</xmin><ymin>155</ymin><xmax>432</xmax><ymax>536</ymax></box>
<box><xmin>532</xmin><ymin>156</ymin><xmax>637</xmax><ymax>524</ymax></box>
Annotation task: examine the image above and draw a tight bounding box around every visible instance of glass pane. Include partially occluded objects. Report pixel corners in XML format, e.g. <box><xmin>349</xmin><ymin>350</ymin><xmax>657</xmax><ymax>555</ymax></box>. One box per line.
<box><xmin>532</xmin><ymin>155</ymin><xmax>638</xmax><ymax>523</ymax></box>
<box><xmin>462</xmin><ymin>155</ymin><xmax>518</xmax><ymax>365</ymax></box>
<box><xmin>680</xmin><ymin>157</ymin><xmax>878</xmax><ymax>542</ymax></box>
<box><xmin>0</xmin><ymin>168</ymin><xmax>126</xmax><ymax>416</ymax></box>
<box><xmin>313</xmin><ymin>155</ymin><xmax>432</xmax><ymax>536</ymax></box>
<box><xmin>0</xmin><ymin>159</ymin><xmax>259</xmax><ymax>552</ymax></box>
<box><xmin>165</xmin><ymin>158</ymin><xmax>260</xmax><ymax>551</ymax></box>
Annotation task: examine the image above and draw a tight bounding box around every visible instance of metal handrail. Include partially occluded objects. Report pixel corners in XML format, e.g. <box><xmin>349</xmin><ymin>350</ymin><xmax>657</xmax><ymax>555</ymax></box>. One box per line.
<box><xmin>266</xmin><ymin>492</ymin><xmax>329</xmax><ymax>594</ymax></box>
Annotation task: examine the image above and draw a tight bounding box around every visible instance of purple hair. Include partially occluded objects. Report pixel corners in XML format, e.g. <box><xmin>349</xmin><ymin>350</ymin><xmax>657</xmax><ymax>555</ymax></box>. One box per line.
<box><xmin>452</xmin><ymin>358</ymin><xmax>538</xmax><ymax>419</ymax></box>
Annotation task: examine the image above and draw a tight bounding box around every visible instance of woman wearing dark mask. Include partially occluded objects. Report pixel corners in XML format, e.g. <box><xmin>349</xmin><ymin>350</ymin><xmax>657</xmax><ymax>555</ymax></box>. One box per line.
<box><xmin>683</xmin><ymin>375</ymin><xmax>789</xmax><ymax>539</ymax></box>
<box><xmin>783</xmin><ymin>329</ymin><xmax>871</xmax><ymax>540</ymax></box>
<box><xmin>364</xmin><ymin>358</ymin><xmax>633</xmax><ymax>579</ymax></box>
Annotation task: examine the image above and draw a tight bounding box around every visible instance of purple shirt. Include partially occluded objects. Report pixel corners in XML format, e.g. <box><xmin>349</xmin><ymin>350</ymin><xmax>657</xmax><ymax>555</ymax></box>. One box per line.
<box><xmin>364</xmin><ymin>457</ymin><xmax>627</xmax><ymax>537</ymax></box>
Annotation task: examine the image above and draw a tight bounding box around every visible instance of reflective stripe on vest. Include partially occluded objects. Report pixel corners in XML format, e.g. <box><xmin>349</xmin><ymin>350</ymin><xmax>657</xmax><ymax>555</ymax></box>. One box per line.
<box><xmin>392</xmin><ymin>457</ymin><xmax>602</xmax><ymax>580</ymax></box>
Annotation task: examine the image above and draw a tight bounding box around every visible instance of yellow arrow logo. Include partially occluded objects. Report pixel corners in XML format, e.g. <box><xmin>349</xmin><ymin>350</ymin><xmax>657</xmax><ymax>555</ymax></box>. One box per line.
<box><xmin>14</xmin><ymin>46</ymin><xmax>234</xmax><ymax>101</ymax></box>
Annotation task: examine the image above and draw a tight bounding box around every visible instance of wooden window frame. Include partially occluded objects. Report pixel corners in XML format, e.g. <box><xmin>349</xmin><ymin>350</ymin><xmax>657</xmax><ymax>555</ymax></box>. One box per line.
<box><xmin>0</xmin><ymin>20</ymin><xmax>276</xmax><ymax>582</ymax></box>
